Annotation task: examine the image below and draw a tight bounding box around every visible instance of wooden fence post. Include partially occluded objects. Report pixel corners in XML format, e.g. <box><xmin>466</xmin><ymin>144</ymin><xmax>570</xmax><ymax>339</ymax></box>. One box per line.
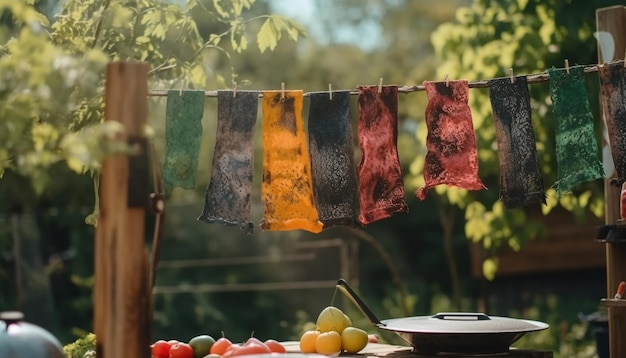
<box><xmin>596</xmin><ymin>6</ymin><xmax>626</xmax><ymax>358</ymax></box>
<box><xmin>94</xmin><ymin>61</ymin><xmax>151</xmax><ymax>358</ymax></box>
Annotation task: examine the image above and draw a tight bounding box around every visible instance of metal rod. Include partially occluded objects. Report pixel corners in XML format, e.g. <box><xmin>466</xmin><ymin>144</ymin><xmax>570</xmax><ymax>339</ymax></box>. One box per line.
<box><xmin>147</xmin><ymin>62</ymin><xmax>604</xmax><ymax>97</ymax></box>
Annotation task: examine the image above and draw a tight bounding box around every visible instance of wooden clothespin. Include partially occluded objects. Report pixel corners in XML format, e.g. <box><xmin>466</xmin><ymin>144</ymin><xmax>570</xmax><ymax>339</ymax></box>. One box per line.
<box><xmin>378</xmin><ymin>78</ymin><xmax>383</xmax><ymax>93</ymax></box>
<box><xmin>281</xmin><ymin>82</ymin><xmax>285</xmax><ymax>99</ymax></box>
<box><xmin>329</xmin><ymin>83</ymin><xmax>333</xmax><ymax>100</ymax></box>
<box><xmin>233</xmin><ymin>81</ymin><xmax>237</xmax><ymax>97</ymax></box>
<box><xmin>509</xmin><ymin>68</ymin><xmax>515</xmax><ymax>84</ymax></box>
<box><xmin>444</xmin><ymin>73</ymin><xmax>449</xmax><ymax>87</ymax></box>
<box><xmin>565</xmin><ymin>59</ymin><xmax>570</xmax><ymax>74</ymax></box>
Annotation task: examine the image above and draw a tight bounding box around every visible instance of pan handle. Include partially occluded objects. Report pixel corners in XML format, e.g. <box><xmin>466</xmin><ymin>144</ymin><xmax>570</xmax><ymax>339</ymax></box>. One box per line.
<box><xmin>336</xmin><ymin>279</ymin><xmax>385</xmax><ymax>327</ymax></box>
<box><xmin>432</xmin><ymin>312</ymin><xmax>491</xmax><ymax>321</ymax></box>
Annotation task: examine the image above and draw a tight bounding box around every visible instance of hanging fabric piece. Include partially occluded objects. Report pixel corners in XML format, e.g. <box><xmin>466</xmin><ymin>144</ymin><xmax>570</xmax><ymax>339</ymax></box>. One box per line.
<box><xmin>416</xmin><ymin>80</ymin><xmax>486</xmax><ymax>200</ymax></box>
<box><xmin>488</xmin><ymin>76</ymin><xmax>546</xmax><ymax>209</ymax></box>
<box><xmin>547</xmin><ymin>66</ymin><xmax>604</xmax><ymax>195</ymax></box>
<box><xmin>197</xmin><ymin>90</ymin><xmax>259</xmax><ymax>233</ymax></box>
<box><xmin>308</xmin><ymin>91</ymin><xmax>358</xmax><ymax>227</ymax></box>
<box><xmin>260</xmin><ymin>90</ymin><xmax>323</xmax><ymax>233</ymax></box>
<box><xmin>357</xmin><ymin>85</ymin><xmax>408</xmax><ymax>225</ymax></box>
<box><xmin>598</xmin><ymin>62</ymin><xmax>626</xmax><ymax>186</ymax></box>
<box><xmin>163</xmin><ymin>90</ymin><xmax>205</xmax><ymax>195</ymax></box>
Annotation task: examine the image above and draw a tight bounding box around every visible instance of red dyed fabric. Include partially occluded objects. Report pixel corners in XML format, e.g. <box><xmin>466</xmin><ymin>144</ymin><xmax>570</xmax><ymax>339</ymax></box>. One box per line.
<box><xmin>357</xmin><ymin>85</ymin><xmax>408</xmax><ymax>225</ymax></box>
<box><xmin>416</xmin><ymin>80</ymin><xmax>486</xmax><ymax>200</ymax></box>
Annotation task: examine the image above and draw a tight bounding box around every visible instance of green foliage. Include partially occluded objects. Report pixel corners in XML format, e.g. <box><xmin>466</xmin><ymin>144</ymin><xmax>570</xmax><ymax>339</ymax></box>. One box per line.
<box><xmin>426</xmin><ymin>0</ymin><xmax>610</xmax><ymax>279</ymax></box>
<box><xmin>256</xmin><ymin>15</ymin><xmax>304</xmax><ymax>53</ymax></box>
<box><xmin>0</xmin><ymin>0</ymin><xmax>304</xmax><ymax>215</ymax></box>
<box><xmin>62</xmin><ymin>332</ymin><xmax>96</xmax><ymax>358</ymax></box>
<box><xmin>0</xmin><ymin>0</ymin><xmax>108</xmax><ymax>192</ymax></box>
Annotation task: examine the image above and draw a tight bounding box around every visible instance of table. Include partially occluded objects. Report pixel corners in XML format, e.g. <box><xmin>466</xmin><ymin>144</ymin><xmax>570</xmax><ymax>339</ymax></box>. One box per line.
<box><xmin>282</xmin><ymin>341</ymin><xmax>553</xmax><ymax>358</ymax></box>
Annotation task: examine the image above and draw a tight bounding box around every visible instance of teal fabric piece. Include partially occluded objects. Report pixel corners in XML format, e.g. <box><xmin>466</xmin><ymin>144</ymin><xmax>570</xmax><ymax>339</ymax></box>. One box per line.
<box><xmin>163</xmin><ymin>90</ymin><xmax>205</xmax><ymax>195</ymax></box>
<box><xmin>548</xmin><ymin>66</ymin><xmax>603</xmax><ymax>196</ymax></box>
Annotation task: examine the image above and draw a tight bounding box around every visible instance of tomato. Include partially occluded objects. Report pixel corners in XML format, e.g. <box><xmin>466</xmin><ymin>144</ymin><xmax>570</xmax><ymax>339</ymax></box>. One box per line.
<box><xmin>243</xmin><ymin>337</ymin><xmax>265</xmax><ymax>346</ymax></box>
<box><xmin>151</xmin><ymin>340</ymin><xmax>171</xmax><ymax>358</ymax></box>
<box><xmin>210</xmin><ymin>337</ymin><xmax>233</xmax><ymax>355</ymax></box>
<box><xmin>169</xmin><ymin>342</ymin><xmax>194</xmax><ymax>358</ymax></box>
<box><xmin>222</xmin><ymin>343</ymin><xmax>271</xmax><ymax>358</ymax></box>
<box><xmin>368</xmin><ymin>334</ymin><xmax>379</xmax><ymax>343</ymax></box>
<box><xmin>221</xmin><ymin>344</ymin><xmax>242</xmax><ymax>358</ymax></box>
<box><xmin>264</xmin><ymin>339</ymin><xmax>286</xmax><ymax>353</ymax></box>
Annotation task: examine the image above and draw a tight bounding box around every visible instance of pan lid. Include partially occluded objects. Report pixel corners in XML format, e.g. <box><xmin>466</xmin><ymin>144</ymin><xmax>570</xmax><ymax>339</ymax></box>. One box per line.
<box><xmin>381</xmin><ymin>312</ymin><xmax>549</xmax><ymax>334</ymax></box>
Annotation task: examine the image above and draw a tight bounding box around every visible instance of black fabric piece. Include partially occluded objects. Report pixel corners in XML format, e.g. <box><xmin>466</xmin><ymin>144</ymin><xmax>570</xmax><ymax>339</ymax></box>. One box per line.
<box><xmin>307</xmin><ymin>91</ymin><xmax>358</xmax><ymax>227</ymax></box>
<box><xmin>488</xmin><ymin>76</ymin><xmax>546</xmax><ymax>209</ymax></box>
<box><xmin>598</xmin><ymin>62</ymin><xmax>626</xmax><ymax>186</ymax></box>
<box><xmin>197</xmin><ymin>90</ymin><xmax>258</xmax><ymax>233</ymax></box>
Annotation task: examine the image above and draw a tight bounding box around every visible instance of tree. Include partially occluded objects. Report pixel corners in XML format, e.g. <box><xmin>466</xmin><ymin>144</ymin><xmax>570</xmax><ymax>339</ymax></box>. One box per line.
<box><xmin>427</xmin><ymin>0</ymin><xmax>618</xmax><ymax>279</ymax></box>
<box><xmin>0</xmin><ymin>0</ymin><xmax>304</xmax><ymax>206</ymax></box>
<box><xmin>0</xmin><ymin>0</ymin><xmax>304</xmax><ymax>341</ymax></box>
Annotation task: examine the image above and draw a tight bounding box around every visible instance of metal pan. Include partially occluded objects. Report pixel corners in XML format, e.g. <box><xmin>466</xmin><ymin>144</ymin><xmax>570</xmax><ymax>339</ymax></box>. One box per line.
<box><xmin>336</xmin><ymin>279</ymin><xmax>549</xmax><ymax>356</ymax></box>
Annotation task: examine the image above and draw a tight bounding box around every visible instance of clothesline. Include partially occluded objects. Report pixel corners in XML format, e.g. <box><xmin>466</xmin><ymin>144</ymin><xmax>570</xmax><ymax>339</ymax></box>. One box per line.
<box><xmin>147</xmin><ymin>61</ymin><xmax>606</xmax><ymax>97</ymax></box>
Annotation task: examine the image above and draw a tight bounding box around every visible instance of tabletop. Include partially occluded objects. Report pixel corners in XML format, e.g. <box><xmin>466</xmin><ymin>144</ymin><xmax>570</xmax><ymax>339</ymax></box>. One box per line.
<box><xmin>281</xmin><ymin>341</ymin><xmax>553</xmax><ymax>358</ymax></box>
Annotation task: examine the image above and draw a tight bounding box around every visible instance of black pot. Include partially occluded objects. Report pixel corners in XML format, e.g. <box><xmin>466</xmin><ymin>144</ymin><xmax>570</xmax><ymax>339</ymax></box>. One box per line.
<box><xmin>0</xmin><ymin>311</ymin><xmax>65</xmax><ymax>358</ymax></box>
<box><xmin>336</xmin><ymin>279</ymin><xmax>549</xmax><ymax>356</ymax></box>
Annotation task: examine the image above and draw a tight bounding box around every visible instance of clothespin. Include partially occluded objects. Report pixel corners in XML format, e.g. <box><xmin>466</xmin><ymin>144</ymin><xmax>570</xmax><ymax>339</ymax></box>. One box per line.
<box><xmin>233</xmin><ymin>81</ymin><xmax>237</xmax><ymax>97</ymax></box>
<box><xmin>565</xmin><ymin>59</ymin><xmax>570</xmax><ymax>74</ymax></box>
<box><xmin>378</xmin><ymin>78</ymin><xmax>383</xmax><ymax>93</ymax></box>
<box><xmin>509</xmin><ymin>68</ymin><xmax>515</xmax><ymax>84</ymax></box>
<box><xmin>329</xmin><ymin>83</ymin><xmax>333</xmax><ymax>100</ymax></box>
<box><xmin>444</xmin><ymin>73</ymin><xmax>449</xmax><ymax>87</ymax></box>
<box><xmin>281</xmin><ymin>82</ymin><xmax>285</xmax><ymax>99</ymax></box>
<box><xmin>179</xmin><ymin>83</ymin><xmax>184</xmax><ymax>96</ymax></box>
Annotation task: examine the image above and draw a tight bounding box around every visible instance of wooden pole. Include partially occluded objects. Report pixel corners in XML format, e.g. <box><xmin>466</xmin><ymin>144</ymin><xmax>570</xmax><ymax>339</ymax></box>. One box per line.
<box><xmin>94</xmin><ymin>62</ymin><xmax>151</xmax><ymax>358</ymax></box>
<box><xmin>596</xmin><ymin>6</ymin><xmax>626</xmax><ymax>358</ymax></box>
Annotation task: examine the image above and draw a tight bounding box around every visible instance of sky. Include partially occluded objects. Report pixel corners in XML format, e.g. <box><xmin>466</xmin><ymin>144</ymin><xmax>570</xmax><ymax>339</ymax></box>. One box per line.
<box><xmin>269</xmin><ymin>0</ymin><xmax>381</xmax><ymax>50</ymax></box>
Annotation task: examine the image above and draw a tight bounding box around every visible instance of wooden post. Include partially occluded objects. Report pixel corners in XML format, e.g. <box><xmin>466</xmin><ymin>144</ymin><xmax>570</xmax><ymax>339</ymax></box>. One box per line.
<box><xmin>94</xmin><ymin>62</ymin><xmax>151</xmax><ymax>358</ymax></box>
<box><xmin>596</xmin><ymin>6</ymin><xmax>626</xmax><ymax>358</ymax></box>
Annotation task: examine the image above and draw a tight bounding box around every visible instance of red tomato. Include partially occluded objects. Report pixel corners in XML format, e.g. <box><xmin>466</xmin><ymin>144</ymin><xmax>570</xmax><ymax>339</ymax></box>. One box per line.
<box><xmin>368</xmin><ymin>334</ymin><xmax>379</xmax><ymax>343</ymax></box>
<box><xmin>222</xmin><ymin>343</ymin><xmax>271</xmax><ymax>358</ymax></box>
<box><xmin>264</xmin><ymin>339</ymin><xmax>286</xmax><ymax>353</ymax></box>
<box><xmin>221</xmin><ymin>344</ymin><xmax>242</xmax><ymax>358</ymax></box>
<box><xmin>243</xmin><ymin>337</ymin><xmax>271</xmax><ymax>354</ymax></box>
<box><xmin>210</xmin><ymin>337</ymin><xmax>234</xmax><ymax>355</ymax></box>
<box><xmin>168</xmin><ymin>340</ymin><xmax>180</xmax><ymax>346</ymax></box>
<box><xmin>169</xmin><ymin>342</ymin><xmax>194</xmax><ymax>358</ymax></box>
<box><xmin>243</xmin><ymin>337</ymin><xmax>265</xmax><ymax>346</ymax></box>
<box><xmin>151</xmin><ymin>340</ymin><xmax>170</xmax><ymax>358</ymax></box>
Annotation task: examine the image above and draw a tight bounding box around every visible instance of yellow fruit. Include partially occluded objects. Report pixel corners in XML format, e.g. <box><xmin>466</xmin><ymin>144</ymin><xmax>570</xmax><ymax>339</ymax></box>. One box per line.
<box><xmin>315</xmin><ymin>330</ymin><xmax>342</xmax><ymax>356</ymax></box>
<box><xmin>341</xmin><ymin>327</ymin><xmax>369</xmax><ymax>354</ymax></box>
<box><xmin>343</xmin><ymin>313</ymin><xmax>353</xmax><ymax>327</ymax></box>
<box><xmin>299</xmin><ymin>330</ymin><xmax>320</xmax><ymax>353</ymax></box>
<box><xmin>316</xmin><ymin>306</ymin><xmax>351</xmax><ymax>333</ymax></box>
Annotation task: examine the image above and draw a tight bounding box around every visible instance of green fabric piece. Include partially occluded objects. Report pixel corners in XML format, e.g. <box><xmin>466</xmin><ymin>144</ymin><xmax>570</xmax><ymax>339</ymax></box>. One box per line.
<box><xmin>548</xmin><ymin>66</ymin><xmax>603</xmax><ymax>196</ymax></box>
<box><xmin>163</xmin><ymin>90</ymin><xmax>205</xmax><ymax>195</ymax></box>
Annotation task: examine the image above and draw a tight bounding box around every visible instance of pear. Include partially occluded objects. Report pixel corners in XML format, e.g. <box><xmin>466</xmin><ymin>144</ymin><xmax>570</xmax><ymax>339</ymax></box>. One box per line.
<box><xmin>316</xmin><ymin>306</ymin><xmax>352</xmax><ymax>333</ymax></box>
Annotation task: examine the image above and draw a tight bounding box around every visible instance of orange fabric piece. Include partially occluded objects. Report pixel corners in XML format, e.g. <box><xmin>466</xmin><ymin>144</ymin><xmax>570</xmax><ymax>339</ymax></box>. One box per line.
<box><xmin>261</xmin><ymin>90</ymin><xmax>323</xmax><ymax>233</ymax></box>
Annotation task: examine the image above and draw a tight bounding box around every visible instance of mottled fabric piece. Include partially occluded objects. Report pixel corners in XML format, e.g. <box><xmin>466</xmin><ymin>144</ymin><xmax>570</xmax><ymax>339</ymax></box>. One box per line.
<box><xmin>163</xmin><ymin>90</ymin><xmax>205</xmax><ymax>195</ymax></box>
<box><xmin>598</xmin><ymin>62</ymin><xmax>626</xmax><ymax>186</ymax></box>
<box><xmin>357</xmin><ymin>85</ymin><xmax>408</xmax><ymax>225</ymax></box>
<box><xmin>260</xmin><ymin>90</ymin><xmax>323</xmax><ymax>233</ymax></box>
<box><xmin>197</xmin><ymin>90</ymin><xmax>258</xmax><ymax>233</ymax></box>
<box><xmin>417</xmin><ymin>80</ymin><xmax>486</xmax><ymax>200</ymax></box>
<box><xmin>308</xmin><ymin>91</ymin><xmax>358</xmax><ymax>228</ymax></box>
<box><xmin>548</xmin><ymin>66</ymin><xmax>604</xmax><ymax>196</ymax></box>
<box><xmin>488</xmin><ymin>76</ymin><xmax>546</xmax><ymax>209</ymax></box>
